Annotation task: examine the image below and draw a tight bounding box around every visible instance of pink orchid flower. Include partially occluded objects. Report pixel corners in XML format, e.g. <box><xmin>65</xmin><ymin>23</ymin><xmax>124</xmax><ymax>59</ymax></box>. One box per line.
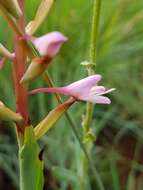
<box><xmin>20</xmin><ymin>31</ymin><xmax>67</xmax><ymax>84</ymax></box>
<box><xmin>30</xmin><ymin>75</ymin><xmax>115</xmax><ymax>104</ymax></box>
<box><xmin>31</xmin><ymin>31</ymin><xmax>68</xmax><ymax>58</ymax></box>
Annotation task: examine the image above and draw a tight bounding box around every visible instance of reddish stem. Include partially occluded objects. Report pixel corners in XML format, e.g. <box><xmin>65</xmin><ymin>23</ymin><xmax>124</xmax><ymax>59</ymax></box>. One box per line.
<box><xmin>12</xmin><ymin>0</ymin><xmax>29</xmax><ymax>131</ymax></box>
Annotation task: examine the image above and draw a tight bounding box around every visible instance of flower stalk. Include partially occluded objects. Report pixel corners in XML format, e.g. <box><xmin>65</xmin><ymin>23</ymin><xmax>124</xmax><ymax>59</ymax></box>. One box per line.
<box><xmin>83</xmin><ymin>0</ymin><xmax>102</xmax><ymax>130</ymax></box>
<box><xmin>13</xmin><ymin>0</ymin><xmax>29</xmax><ymax>131</ymax></box>
<box><xmin>80</xmin><ymin>0</ymin><xmax>104</xmax><ymax>190</ymax></box>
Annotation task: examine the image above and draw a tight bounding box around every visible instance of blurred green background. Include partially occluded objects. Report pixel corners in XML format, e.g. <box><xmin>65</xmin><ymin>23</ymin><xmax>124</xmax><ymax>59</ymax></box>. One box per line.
<box><xmin>0</xmin><ymin>0</ymin><xmax>143</xmax><ymax>189</ymax></box>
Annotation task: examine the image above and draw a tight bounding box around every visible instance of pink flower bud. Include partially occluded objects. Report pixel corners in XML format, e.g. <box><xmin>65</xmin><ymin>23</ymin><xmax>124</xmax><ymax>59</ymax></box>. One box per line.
<box><xmin>32</xmin><ymin>31</ymin><xmax>68</xmax><ymax>57</ymax></box>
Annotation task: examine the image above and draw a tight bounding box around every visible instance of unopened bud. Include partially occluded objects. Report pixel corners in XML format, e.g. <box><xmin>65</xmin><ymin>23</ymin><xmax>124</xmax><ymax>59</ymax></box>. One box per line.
<box><xmin>0</xmin><ymin>102</ymin><xmax>23</xmax><ymax>122</ymax></box>
<box><xmin>26</xmin><ymin>0</ymin><xmax>53</xmax><ymax>35</ymax></box>
<box><xmin>0</xmin><ymin>0</ymin><xmax>22</xmax><ymax>19</ymax></box>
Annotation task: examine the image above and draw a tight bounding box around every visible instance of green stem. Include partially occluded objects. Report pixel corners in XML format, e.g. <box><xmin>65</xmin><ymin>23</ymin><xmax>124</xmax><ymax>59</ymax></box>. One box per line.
<box><xmin>83</xmin><ymin>0</ymin><xmax>102</xmax><ymax>131</ymax></box>
<box><xmin>89</xmin><ymin>0</ymin><xmax>102</xmax><ymax>67</ymax></box>
<box><xmin>80</xmin><ymin>1</ymin><xmax>104</xmax><ymax>190</ymax></box>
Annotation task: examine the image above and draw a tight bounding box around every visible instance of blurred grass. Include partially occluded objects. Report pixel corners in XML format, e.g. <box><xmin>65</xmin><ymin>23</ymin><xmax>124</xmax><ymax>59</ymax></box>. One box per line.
<box><xmin>0</xmin><ymin>0</ymin><xmax>143</xmax><ymax>189</ymax></box>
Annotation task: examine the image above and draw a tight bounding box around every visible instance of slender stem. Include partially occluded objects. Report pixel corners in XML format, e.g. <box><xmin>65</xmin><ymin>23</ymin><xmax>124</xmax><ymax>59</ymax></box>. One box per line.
<box><xmin>80</xmin><ymin>1</ymin><xmax>104</xmax><ymax>190</ymax></box>
<box><xmin>84</xmin><ymin>0</ymin><xmax>102</xmax><ymax>147</ymax></box>
<box><xmin>89</xmin><ymin>0</ymin><xmax>101</xmax><ymax>67</ymax></box>
<box><xmin>83</xmin><ymin>0</ymin><xmax>102</xmax><ymax>132</ymax></box>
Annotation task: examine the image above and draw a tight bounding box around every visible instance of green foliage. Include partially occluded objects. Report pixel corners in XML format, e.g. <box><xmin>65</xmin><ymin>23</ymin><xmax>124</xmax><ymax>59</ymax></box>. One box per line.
<box><xmin>19</xmin><ymin>126</ymin><xmax>44</xmax><ymax>190</ymax></box>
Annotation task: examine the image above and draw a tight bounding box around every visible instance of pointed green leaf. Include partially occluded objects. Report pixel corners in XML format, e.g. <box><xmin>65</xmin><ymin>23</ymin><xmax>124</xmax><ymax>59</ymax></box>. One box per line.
<box><xmin>19</xmin><ymin>126</ymin><xmax>44</xmax><ymax>190</ymax></box>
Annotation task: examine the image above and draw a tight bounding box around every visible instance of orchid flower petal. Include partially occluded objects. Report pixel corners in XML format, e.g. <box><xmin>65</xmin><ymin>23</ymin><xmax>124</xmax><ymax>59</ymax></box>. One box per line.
<box><xmin>87</xmin><ymin>95</ymin><xmax>111</xmax><ymax>104</ymax></box>
<box><xmin>65</xmin><ymin>75</ymin><xmax>102</xmax><ymax>99</ymax></box>
<box><xmin>90</xmin><ymin>86</ymin><xmax>106</xmax><ymax>95</ymax></box>
<box><xmin>98</xmin><ymin>88</ymin><xmax>116</xmax><ymax>96</ymax></box>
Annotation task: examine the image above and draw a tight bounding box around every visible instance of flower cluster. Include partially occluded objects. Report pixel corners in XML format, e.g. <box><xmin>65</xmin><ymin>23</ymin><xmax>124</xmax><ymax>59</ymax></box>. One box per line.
<box><xmin>0</xmin><ymin>0</ymin><xmax>115</xmax><ymax>132</ymax></box>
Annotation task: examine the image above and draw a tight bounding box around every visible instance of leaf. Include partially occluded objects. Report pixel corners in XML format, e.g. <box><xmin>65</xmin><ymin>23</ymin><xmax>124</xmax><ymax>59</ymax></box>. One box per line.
<box><xmin>34</xmin><ymin>98</ymin><xmax>75</xmax><ymax>139</ymax></box>
<box><xmin>26</xmin><ymin>0</ymin><xmax>54</xmax><ymax>35</ymax></box>
<box><xmin>19</xmin><ymin>126</ymin><xmax>44</xmax><ymax>190</ymax></box>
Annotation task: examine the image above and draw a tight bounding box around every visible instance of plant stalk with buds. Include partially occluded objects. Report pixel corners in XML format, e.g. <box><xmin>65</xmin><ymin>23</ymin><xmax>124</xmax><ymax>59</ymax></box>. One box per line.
<box><xmin>0</xmin><ymin>0</ymin><xmax>114</xmax><ymax>189</ymax></box>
